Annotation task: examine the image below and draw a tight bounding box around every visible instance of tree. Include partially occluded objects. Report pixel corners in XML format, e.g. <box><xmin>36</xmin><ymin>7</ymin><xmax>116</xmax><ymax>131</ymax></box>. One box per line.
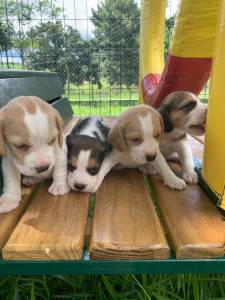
<box><xmin>91</xmin><ymin>0</ymin><xmax>140</xmax><ymax>87</ymax></box>
<box><xmin>164</xmin><ymin>15</ymin><xmax>175</xmax><ymax>58</ymax></box>
<box><xmin>25</xmin><ymin>21</ymin><xmax>100</xmax><ymax>86</ymax></box>
<box><xmin>0</xmin><ymin>0</ymin><xmax>61</xmax><ymax>67</ymax></box>
<box><xmin>0</xmin><ymin>21</ymin><xmax>14</xmax><ymax>68</ymax></box>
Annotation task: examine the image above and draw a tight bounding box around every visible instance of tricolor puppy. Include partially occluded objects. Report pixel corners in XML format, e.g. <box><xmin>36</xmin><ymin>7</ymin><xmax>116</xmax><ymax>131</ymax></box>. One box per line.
<box><xmin>145</xmin><ymin>91</ymin><xmax>207</xmax><ymax>183</ymax></box>
<box><xmin>93</xmin><ymin>105</ymin><xmax>186</xmax><ymax>192</ymax></box>
<box><xmin>0</xmin><ymin>96</ymin><xmax>70</xmax><ymax>213</ymax></box>
<box><xmin>66</xmin><ymin>117</ymin><xmax>112</xmax><ymax>193</ymax></box>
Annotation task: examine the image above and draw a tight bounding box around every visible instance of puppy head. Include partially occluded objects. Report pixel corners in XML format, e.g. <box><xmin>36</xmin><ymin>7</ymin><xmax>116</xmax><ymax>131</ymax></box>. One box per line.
<box><xmin>0</xmin><ymin>96</ymin><xmax>64</xmax><ymax>177</ymax></box>
<box><xmin>66</xmin><ymin>134</ymin><xmax>112</xmax><ymax>192</ymax></box>
<box><xmin>158</xmin><ymin>91</ymin><xmax>207</xmax><ymax>136</ymax></box>
<box><xmin>108</xmin><ymin>105</ymin><xmax>163</xmax><ymax>165</ymax></box>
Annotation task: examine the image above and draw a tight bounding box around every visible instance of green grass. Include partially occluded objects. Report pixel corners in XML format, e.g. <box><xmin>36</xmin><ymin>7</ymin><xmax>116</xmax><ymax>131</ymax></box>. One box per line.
<box><xmin>68</xmin><ymin>80</ymin><xmax>209</xmax><ymax>116</ymax></box>
<box><xmin>0</xmin><ymin>274</ymin><xmax>225</xmax><ymax>299</ymax></box>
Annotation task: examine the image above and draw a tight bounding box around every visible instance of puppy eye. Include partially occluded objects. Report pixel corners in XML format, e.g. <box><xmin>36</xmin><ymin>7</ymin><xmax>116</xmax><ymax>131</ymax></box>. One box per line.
<box><xmin>154</xmin><ymin>133</ymin><xmax>160</xmax><ymax>139</ymax></box>
<box><xmin>68</xmin><ymin>164</ymin><xmax>76</xmax><ymax>172</ymax></box>
<box><xmin>48</xmin><ymin>137</ymin><xmax>56</xmax><ymax>145</ymax></box>
<box><xmin>130</xmin><ymin>138</ymin><xmax>142</xmax><ymax>145</ymax></box>
<box><xmin>87</xmin><ymin>167</ymin><xmax>99</xmax><ymax>176</ymax></box>
<box><xmin>15</xmin><ymin>144</ymin><xmax>30</xmax><ymax>151</ymax></box>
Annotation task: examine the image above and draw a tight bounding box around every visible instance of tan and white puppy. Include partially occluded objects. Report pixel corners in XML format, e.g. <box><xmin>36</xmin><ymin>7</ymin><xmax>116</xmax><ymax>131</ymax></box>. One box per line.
<box><xmin>0</xmin><ymin>96</ymin><xmax>70</xmax><ymax>213</ymax></box>
<box><xmin>93</xmin><ymin>105</ymin><xmax>186</xmax><ymax>192</ymax></box>
<box><xmin>142</xmin><ymin>91</ymin><xmax>207</xmax><ymax>183</ymax></box>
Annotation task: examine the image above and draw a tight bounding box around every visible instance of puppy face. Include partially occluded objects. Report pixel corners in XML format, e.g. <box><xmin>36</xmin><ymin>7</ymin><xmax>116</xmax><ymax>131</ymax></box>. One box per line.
<box><xmin>159</xmin><ymin>91</ymin><xmax>207</xmax><ymax>136</ymax></box>
<box><xmin>108</xmin><ymin>105</ymin><xmax>163</xmax><ymax>165</ymax></box>
<box><xmin>0</xmin><ymin>96</ymin><xmax>64</xmax><ymax>177</ymax></box>
<box><xmin>66</xmin><ymin>135</ymin><xmax>111</xmax><ymax>192</ymax></box>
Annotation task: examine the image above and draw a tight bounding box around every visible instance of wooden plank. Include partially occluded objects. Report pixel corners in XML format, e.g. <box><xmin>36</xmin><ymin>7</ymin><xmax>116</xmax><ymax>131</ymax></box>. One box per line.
<box><xmin>90</xmin><ymin>169</ymin><xmax>170</xmax><ymax>260</ymax></box>
<box><xmin>0</xmin><ymin>186</ymin><xmax>33</xmax><ymax>251</ymax></box>
<box><xmin>2</xmin><ymin>184</ymin><xmax>90</xmax><ymax>260</ymax></box>
<box><xmin>150</xmin><ymin>162</ymin><xmax>225</xmax><ymax>259</ymax></box>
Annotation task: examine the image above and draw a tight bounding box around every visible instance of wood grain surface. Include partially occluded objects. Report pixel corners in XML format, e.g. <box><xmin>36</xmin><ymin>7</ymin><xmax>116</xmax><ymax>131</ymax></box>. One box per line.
<box><xmin>0</xmin><ymin>186</ymin><xmax>33</xmax><ymax>252</ymax></box>
<box><xmin>90</xmin><ymin>169</ymin><xmax>170</xmax><ymax>260</ymax></box>
<box><xmin>151</xmin><ymin>162</ymin><xmax>225</xmax><ymax>259</ymax></box>
<box><xmin>2</xmin><ymin>184</ymin><xmax>90</xmax><ymax>260</ymax></box>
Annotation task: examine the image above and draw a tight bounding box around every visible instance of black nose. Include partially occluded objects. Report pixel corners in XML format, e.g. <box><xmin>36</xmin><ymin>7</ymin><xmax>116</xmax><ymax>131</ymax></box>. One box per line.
<box><xmin>74</xmin><ymin>183</ymin><xmax>86</xmax><ymax>191</ymax></box>
<box><xmin>146</xmin><ymin>153</ymin><xmax>156</xmax><ymax>162</ymax></box>
<box><xmin>35</xmin><ymin>164</ymin><xmax>49</xmax><ymax>173</ymax></box>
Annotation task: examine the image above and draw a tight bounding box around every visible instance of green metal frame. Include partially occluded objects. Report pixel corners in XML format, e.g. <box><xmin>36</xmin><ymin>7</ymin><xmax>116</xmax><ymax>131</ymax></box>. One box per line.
<box><xmin>0</xmin><ymin>254</ymin><xmax>225</xmax><ymax>275</ymax></box>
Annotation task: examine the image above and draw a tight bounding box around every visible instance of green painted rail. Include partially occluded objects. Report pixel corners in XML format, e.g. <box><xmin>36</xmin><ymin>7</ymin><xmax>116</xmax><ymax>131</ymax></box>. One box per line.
<box><xmin>0</xmin><ymin>254</ymin><xmax>225</xmax><ymax>275</ymax></box>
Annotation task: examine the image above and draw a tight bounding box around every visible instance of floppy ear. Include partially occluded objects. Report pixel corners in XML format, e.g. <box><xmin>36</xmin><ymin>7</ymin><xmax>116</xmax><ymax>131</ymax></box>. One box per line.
<box><xmin>158</xmin><ymin>106</ymin><xmax>173</xmax><ymax>133</ymax></box>
<box><xmin>0</xmin><ymin>116</ymin><xmax>6</xmax><ymax>156</ymax></box>
<box><xmin>54</xmin><ymin>110</ymin><xmax>64</xmax><ymax>148</ymax></box>
<box><xmin>107</xmin><ymin>120</ymin><xmax>127</xmax><ymax>152</ymax></box>
<box><xmin>66</xmin><ymin>134</ymin><xmax>72</xmax><ymax>147</ymax></box>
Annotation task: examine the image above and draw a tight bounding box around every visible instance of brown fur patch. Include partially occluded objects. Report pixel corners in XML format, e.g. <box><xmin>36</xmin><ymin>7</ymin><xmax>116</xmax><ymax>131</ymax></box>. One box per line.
<box><xmin>0</xmin><ymin>96</ymin><xmax>64</xmax><ymax>163</ymax></box>
<box><xmin>108</xmin><ymin>105</ymin><xmax>162</xmax><ymax>151</ymax></box>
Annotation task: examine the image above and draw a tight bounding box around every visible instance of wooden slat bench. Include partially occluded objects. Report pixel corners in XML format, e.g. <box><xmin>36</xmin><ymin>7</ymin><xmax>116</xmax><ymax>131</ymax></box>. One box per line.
<box><xmin>0</xmin><ymin>70</ymin><xmax>224</xmax><ymax>275</ymax></box>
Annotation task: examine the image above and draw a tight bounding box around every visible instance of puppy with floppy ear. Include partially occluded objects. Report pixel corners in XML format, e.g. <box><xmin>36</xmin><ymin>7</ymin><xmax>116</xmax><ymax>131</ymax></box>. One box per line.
<box><xmin>0</xmin><ymin>96</ymin><xmax>70</xmax><ymax>213</ymax></box>
<box><xmin>146</xmin><ymin>91</ymin><xmax>207</xmax><ymax>184</ymax></box>
<box><xmin>93</xmin><ymin>105</ymin><xmax>186</xmax><ymax>192</ymax></box>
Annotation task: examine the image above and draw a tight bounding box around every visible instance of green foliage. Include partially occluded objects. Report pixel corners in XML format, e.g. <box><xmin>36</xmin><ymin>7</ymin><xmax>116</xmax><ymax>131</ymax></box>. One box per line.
<box><xmin>91</xmin><ymin>0</ymin><xmax>140</xmax><ymax>87</ymax></box>
<box><xmin>25</xmin><ymin>21</ymin><xmax>100</xmax><ymax>86</ymax></box>
<box><xmin>0</xmin><ymin>274</ymin><xmax>224</xmax><ymax>299</ymax></box>
<box><xmin>0</xmin><ymin>0</ymin><xmax>62</xmax><ymax>66</ymax></box>
<box><xmin>0</xmin><ymin>21</ymin><xmax>14</xmax><ymax>67</ymax></box>
<box><xmin>164</xmin><ymin>15</ymin><xmax>175</xmax><ymax>58</ymax></box>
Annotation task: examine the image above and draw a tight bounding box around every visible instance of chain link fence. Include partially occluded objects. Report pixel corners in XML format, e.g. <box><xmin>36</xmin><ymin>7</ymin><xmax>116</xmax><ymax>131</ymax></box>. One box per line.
<box><xmin>0</xmin><ymin>0</ymin><xmax>208</xmax><ymax>115</ymax></box>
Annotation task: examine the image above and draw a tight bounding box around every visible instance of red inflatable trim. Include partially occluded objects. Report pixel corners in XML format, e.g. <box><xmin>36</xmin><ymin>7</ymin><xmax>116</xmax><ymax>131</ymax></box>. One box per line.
<box><xmin>141</xmin><ymin>55</ymin><xmax>212</xmax><ymax>108</ymax></box>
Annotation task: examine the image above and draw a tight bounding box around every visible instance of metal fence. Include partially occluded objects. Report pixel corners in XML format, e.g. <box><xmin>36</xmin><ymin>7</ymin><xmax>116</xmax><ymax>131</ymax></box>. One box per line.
<box><xmin>0</xmin><ymin>0</ymin><xmax>208</xmax><ymax>115</ymax></box>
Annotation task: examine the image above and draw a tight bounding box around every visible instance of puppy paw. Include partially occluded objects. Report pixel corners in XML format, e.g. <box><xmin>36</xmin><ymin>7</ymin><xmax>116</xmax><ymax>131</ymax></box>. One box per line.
<box><xmin>0</xmin><ymin>194</ymin><xmax>21</xmax><ymax>214</ymax></box>
<box><xmin>164</xmin><ymin>176</ymin><xmax>186</xmax><ymax>191</ymax></box>
<box><xmin>22</xmin><ymin>176</ymin><xmax>41</xmax><ymax>186</ymax></box>
<box><xmin>139</xmin><ymin>165</ymin><xmax>158</xmax><ymax>175</ymax></box>
<box><xmin>48</xmin><ymin>182</ymin><xmax>70</xmax><ymax>196</ymax></box>
<box><xmin>183</xmin><ymin>171</ymin><xmax>198</xmax><ymax>184</ymax></box>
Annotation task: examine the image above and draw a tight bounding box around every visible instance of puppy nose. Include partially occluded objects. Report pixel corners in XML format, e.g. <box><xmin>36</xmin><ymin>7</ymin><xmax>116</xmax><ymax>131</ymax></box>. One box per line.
<box><xmin>35</xmin><ymin>164</ymin><xmax>49</xmax><ymax>173</ymax></box>
<box><xmin>145</xmin><ymin>153</ymin><xmax>157</xmax><ymax>162</ymax></box>
<box><xmin>74</xmin><ymin>183</ymin><xmax>86</xmax><ymax>191</ymax></box>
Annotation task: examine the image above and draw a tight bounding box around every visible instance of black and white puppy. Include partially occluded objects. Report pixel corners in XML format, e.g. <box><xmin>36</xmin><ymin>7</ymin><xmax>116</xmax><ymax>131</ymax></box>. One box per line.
<box><xmin>66</xmin><ymin>117</ymin><xmax>112</xmax><ymax>192</ymax></box>
<box><xmin>141</xmin><ymin>91</ymin><xmax>207</xmax><ymax>184</ymax></box>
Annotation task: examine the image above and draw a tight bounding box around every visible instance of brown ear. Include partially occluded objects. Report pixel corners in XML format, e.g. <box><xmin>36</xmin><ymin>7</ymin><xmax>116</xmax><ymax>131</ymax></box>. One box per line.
<box><xmin>0</xmin><ymin>116</ymin><xmax>6</xmax><ymax>156</ymax></box>
<box><xmin>54</xmin><ymin>110</ymin><xmax>64</xmax><ymax>148</ymax></box>
<box><xmin>108</xmin><ymin>120</ymin><xmax>127</xmax><ymax>152</ymax></box>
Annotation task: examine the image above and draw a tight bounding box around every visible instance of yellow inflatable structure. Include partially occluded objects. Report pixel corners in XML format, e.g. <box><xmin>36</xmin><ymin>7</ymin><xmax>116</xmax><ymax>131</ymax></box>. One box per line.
<box><xmin>139</xmin><ymin>0</ymin><xmax>225</xmax><ymax>209</ymax></box>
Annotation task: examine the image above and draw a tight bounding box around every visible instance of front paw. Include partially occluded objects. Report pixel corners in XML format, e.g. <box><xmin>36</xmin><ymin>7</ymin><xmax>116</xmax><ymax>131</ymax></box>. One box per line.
<box><xmin>48</xmin><ymin>182</ymin><xmax>70</xmax><ymax>196</ymax></box>
<box><xmin>164</xmin><ymin>175</ymin><xmax>186</xmax><ymax>191</ymax></box>
<box><xmin>139</xmin><ymin>164</ymin><xmax>158</xmax><ymax>175</ymax></box>
<box><xmin>0</xmin><ymin>194</ymin><xmax>21</xmax><ymax>213</ymax></box>
<box><xmin>183</xmin><ymin>171</ymin><xmax>198</xmax><ymax>184</ymax></box>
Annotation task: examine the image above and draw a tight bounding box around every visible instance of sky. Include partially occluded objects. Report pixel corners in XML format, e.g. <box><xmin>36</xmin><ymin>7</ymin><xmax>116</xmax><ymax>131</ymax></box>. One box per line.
<box><xmin>58</xmin><ymin>0</ymin><xmax>179</xmax><ymax>39</ymax></box>
<box><xmin>1</xmin><ymin>0</ymin><xmax>179</xmax><ymax>62</ymax></box>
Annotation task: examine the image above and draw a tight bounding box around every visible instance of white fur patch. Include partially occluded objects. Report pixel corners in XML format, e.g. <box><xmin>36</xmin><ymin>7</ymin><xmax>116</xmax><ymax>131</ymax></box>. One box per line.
<box><xmin>139</xmin><ymin>114</ymin><xmax>153</xmax><ymax>140</ymax></box>
<box><xmin>24</xmin><ymin>107</ymin><xmax>49</xmax><ymax>144</ymax></box>
<box><xmin>67</xmin><ymin>150</ymin><xmax>99</xmax><ymax>192</ymax></box>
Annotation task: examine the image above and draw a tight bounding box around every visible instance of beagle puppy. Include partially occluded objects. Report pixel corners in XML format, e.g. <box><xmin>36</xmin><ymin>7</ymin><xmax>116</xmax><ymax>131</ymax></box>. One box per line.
<box><xmin>66</xmin><ymin>117</ymin><xmax>112</xmax><ymax>193</ymax></box>
<box><xmin>93</xmin><ymin>105</ymin><xmax>186</xmax><ymax>192</ymax></box>
<box><xmin>0</xmin><ymin>96</ymin><xmax>70</xmax><ymax>213</ymax></box>
<box><xmin>142</xmin><ymin>91</ymin><xmax>207</xmax><ymax>183</ymax></box>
